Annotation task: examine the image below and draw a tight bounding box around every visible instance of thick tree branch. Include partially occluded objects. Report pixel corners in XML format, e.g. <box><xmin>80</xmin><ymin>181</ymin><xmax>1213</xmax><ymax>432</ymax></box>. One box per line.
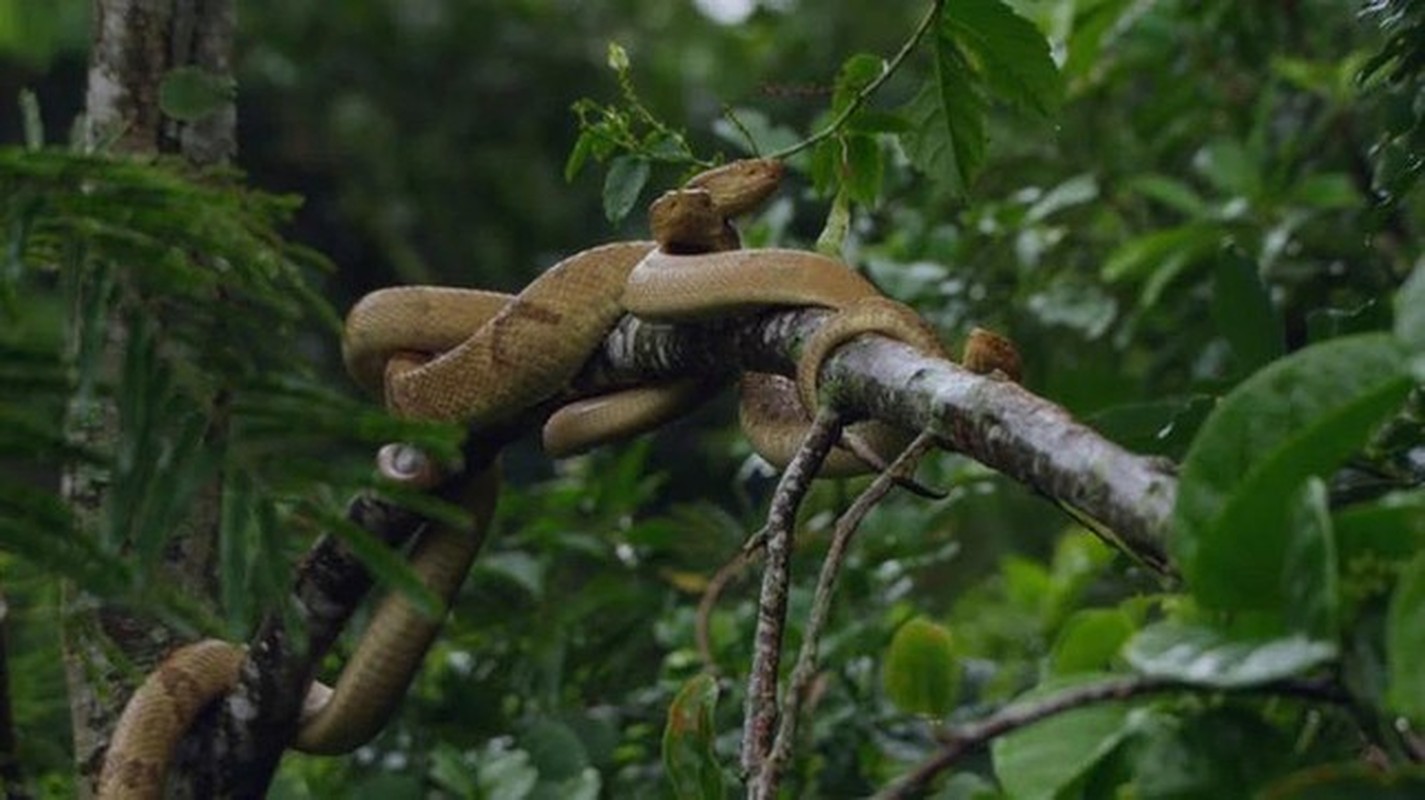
<box><xmin>582</xmin><ymin>307</ymin><xmax>1178</xmax><ymax>571</ymax></box>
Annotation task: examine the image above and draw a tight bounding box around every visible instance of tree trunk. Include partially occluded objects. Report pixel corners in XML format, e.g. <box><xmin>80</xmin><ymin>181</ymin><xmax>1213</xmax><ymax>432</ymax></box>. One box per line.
<box><xmin>64</xmin><ymin>0</ymin><xmax>235</xmax><ymax>795</ymax></box>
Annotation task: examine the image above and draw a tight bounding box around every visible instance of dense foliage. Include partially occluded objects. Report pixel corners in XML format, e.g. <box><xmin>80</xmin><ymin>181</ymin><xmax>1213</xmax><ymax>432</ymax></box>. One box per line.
<box><xmin>1</xmin><ymin>0</ymin><xmax>1423</xmax><ymax>797</ymax></box>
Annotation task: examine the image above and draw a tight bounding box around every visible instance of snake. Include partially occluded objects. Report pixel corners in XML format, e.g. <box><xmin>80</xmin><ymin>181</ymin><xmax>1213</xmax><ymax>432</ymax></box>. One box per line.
<box><xmin>97</xmin><ymin>158</ymin><xmax>1016</xmax><ymax>798</ymax></box>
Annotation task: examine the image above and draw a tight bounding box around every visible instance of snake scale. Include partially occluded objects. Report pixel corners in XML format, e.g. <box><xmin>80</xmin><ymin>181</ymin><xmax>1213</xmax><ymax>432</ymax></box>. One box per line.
<box><xmin>97</xmin><ymin>159</ymin><xmax>1016</xmax><ymax>798</ymax></box>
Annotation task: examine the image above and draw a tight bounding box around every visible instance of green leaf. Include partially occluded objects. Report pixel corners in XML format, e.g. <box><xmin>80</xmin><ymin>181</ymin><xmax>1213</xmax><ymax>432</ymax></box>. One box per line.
<box><xmin>662</xmin><ymin>673</ymin><xmax>723</xmax><ymax>800</ymax></box>
<box><xmin>1193</xmin><ymin>139</ymin><xmax>1260</xmax><ymax>199</ymax></box>
<box><xmin>883</xmin><ymin>617</ymin><xmax>960</xmax><ymax>717</ymax></box>
<box><xmin>1024</xmin><ymin>174</ymin><xmax>1098</xmax><ymax>223</ymax></box>
<box><xmin>833</xmin><ymin>53</ymin><xmax>884</xmax><ymax>115</ymax></box>
<box><xmin>1387</xmin><ymin>552</ymin><xmax>1425</xmax><ymax>722</ymax></box>
<box><xmin>1063</xmin><ymin>0</ymin><xmax>1132</xmax><ymax>83</ymax></box>
<box><xmin>1125</xmin><ymin>621</ymin><xmax>1336</xmax><ymax>687</ymax></box>
<box><xmin>564</xmin><ymin>130</ymin><xmax>596</xmax><ymax>182</ymax></box>
<box><xmin>429</xmin><ymin>743</ymin><xmax>480</xmax><ymax>797</ymax></box>
<box><xmin>1335</xmin><ymin>490</ymin><xmax>1425</xmax><ymax>567</ymax></box>
<box><xmin>602</xmin><ymin>155</ymin><xmax>649</xmax><ymax>223</ymax></box>
<box><xmin>522</xmin><ymin>719</ymin><xmax>590</xmax><ymax>782</ymax></box>
<box><xmin>1211</xmin><ymin>246</ymin><xmax>1285</xmax><ymax>374</ymax></box>
<box><xmin>991</xmin><ymin>676</ymin><xmax>1137</xmax><ymax>800</ymax></box>
<box><xmin>842</xmin><ymin>134</ymin><xmax>884</xmax><ymax>206</ymax></box>
<box><xmin>941</xmin><ymin>0</ymin><xmax>1063</xmax><ymax>117</ymax></box>
<box><xmin>1174</xmin><ymin>333</ymin><xmax>1411</xmax><ymax>617</ymax></box>
<box><xmin>901</xmin><ymin>41</ymin><xmax>985</xmax><ymax>192</ymax></box>
<box><xmin>158</xmin><ymin>66</ymin><xmax>235</xmax><ymax>122</ymax></box>
<box><xmin>1049</xmin><ymin>609</ymin><xmax>1134</xmax><ymax>675</ymax></box>
<box><xmin>1126</xmin><ymin>173</ymin><xmax>1211</xmax><ymax>218</ymax></box>
<box><xmin>1101</xmin><ymin>223</ymin><xmax>1218</xmax><ymax>284</ymax></box>
<box><xmin>1133</xmin><ymin>708</ymin><xmax>1291</xmax><ymax>799</ymax></box>
<box><xmin>1283</xmin><ymin>479</ymin><xmax>1339</xmax><ymax>639</ymax></box>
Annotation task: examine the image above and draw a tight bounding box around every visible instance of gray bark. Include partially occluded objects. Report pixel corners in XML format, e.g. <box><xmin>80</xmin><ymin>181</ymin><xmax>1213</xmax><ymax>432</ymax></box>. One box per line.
<box><xmin>66</xmin><ymin>1</ymin><xmax>235</xmax><ymax>796</ymax></box>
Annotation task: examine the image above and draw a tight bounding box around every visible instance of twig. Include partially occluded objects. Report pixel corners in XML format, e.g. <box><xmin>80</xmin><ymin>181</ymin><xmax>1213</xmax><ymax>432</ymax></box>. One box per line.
<box><xmin>756</xmin><ymin>430</ymin><xmax>938</xmax><ymax>798</ymax></box>
<box><xmin>766</xmin><ymin>0</ymin><xmax>946</xmax><ymax>161</ymax></box>
<box><xmin>873</xmin><ymin>676</ymin><xmax>1348</xmax><ymax>799</ymax></box>
<box><xmin>695</xmin><ymin>549</ymin><xmax>751</xmax><ymax>673</ymax></box>
<box><xmin>741</xmin><ymin>407</ymin><xmax>845</xmax><ymax>781</ymax></box>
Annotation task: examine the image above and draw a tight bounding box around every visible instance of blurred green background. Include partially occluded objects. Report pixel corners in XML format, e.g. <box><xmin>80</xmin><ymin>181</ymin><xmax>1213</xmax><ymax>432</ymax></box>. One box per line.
<box><xmin>3</xmin><ymin>0</ymin><xmax>1421</xmax><ymax>796</ymax></box>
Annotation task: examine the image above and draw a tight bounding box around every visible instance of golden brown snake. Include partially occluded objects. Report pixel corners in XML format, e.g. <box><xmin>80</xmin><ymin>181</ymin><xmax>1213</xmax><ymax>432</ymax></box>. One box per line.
<box><xmin>98</xmin><ymin>158</ymin><xmax>1013</xmax><ymax>798</ymax></box>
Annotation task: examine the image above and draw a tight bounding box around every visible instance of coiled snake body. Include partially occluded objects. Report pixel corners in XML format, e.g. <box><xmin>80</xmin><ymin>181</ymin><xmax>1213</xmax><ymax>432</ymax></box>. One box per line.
<box><xmin>98</xmin><ymin>159</ymin><xmax>1010</xmax><ymax>798</ymax></box>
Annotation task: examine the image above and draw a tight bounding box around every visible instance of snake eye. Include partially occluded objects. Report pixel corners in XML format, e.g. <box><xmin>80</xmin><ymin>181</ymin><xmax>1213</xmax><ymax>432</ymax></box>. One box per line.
<box><xmin>377</xmin><ymin>443</ymin><xmax>443</xmax><ymax>489</ymax></box>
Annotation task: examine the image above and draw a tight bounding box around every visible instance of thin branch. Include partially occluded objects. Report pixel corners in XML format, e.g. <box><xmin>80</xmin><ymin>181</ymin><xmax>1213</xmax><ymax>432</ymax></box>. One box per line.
<box><xmin>766</xmin><ymin>0</ymin><xmax>945</xmax><ymax>161</ymax></box>
<box><xmin>873</xmin><ymin>676</ymin><xmax>1348</xmax><ymax>799</ymax></box>
<box><xmin>756</xmin><ymin>430</ymin><xmax>938</xmax><ymax>799</ymax></box>
<box><xmin>741</xmin><ymin>407</ymin><xmax>844</xmax><ymax>781</ymax></box>
<box><xmin>695</xmin><ymin>549</ymin><xmax>751</xmax><ymax>673</ymax></box>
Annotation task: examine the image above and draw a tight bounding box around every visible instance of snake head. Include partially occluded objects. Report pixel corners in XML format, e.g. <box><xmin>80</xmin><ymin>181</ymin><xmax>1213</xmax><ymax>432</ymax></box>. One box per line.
<box><xmin>650</xmin><ymin>188</ymin><xmax>729</xmax><ymax>253</ymax></box>
<box><xmin>685</xmin><ymin>158</ymin><xmax>784</xmax><ymax>218</ymax></box>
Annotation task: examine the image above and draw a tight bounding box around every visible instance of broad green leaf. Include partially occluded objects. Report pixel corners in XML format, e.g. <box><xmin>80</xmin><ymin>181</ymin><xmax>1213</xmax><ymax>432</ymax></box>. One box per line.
<box><xmin>1335</xmin><ymin>490</ymin><xmax>1425</xmax><ymax>566</ymax></box>
<box><xmin>1262</xmin><ymin>764</ymin><xmax>1425</xmax><ymax>799</ymax></box>
<box><xmin>941</xmin><ymin>0</ymin><xmax>1063</xmax><ymax>117</ymax></box>
<box><xmin>1133</xmin><ymin>708</ymin><xmax>1290</xmax><ymax>799</ymax></box>
<box><xmin>1049</xmin><ymin>609</ymin><xmax>1134</xmax><ymax>675</ymax></box>
<box><xmin>1174</xmin><ymin>333</ymin><xmax>1411</xmax><ymax>616</ymax></box>
<box><xmin>522</xmin><ymin>719</ymin><xmax>589</xmax><ymax>782</ymax></box>
<box><xmin>1387</xmin><ymin>552</ymin><xmax>1425</xmax><ymax>722</ymax></box>
<box><xmin>833</xmin><ymin>53</ymin><xmax>884</xmax><ymax>114</ymax></box>
<box><xmin>1101</xmin><ymin>223</ymin><xmax>1218</xmax><ymax>284</ymax></box>
<box><xmin>1024</xmin><ymin>174</ymin><xmax>1098</xmax><ymax>223</ymax></box>
<box><xmin>1063</xmin><ymin>0</ymin><xmax>1131</xmax><ymax>82</ymax></box>
<box><xmin>1126</xmin><ymin>173</ymin><xmax>1210</xmax><ymax>218</ymax></box>
<box><xmin>429</xmin><ymin>743</ymin><xmax>480</xmax><ymax>797</ymax></box>
<box><xmin>883</xmin><ymin>618</ymin><xmax>960</xmax><ymax>717</ymax></box>
<box><xmin>1125</xmin><ymin>621</ymin><xmax>1336</xmax><ymax>687</ymax></box>
<box><xmin>1282</xmin><ymin>479</ymin><xmax>1339</xmax><ymax>639</ymax></box>
<box><xmin>158</xmin><ymin>66</ymin><xmax>234</xmax><ymax>122</ymax></box>
<box><xmin>991</xmin><ymin>676</ymin><xmax>1138</xmax><ymax>800</ymax></box>
<box><xmin>662</xmin><ymin>673</ymin><xmax>723</xmax><ymax>800</ymax></box>
<box><xmin>602</xmin><ymin>155</ymin><xmax>649</xmax><ymax>223</ymax></box>
<box><xmin>474</xmin><ymin>551</ymin><xmax>546</xmax><ymax>598</ymax></box>
<box><xmin>842</xmin><ymin>133</ymin><xmax>884</xmax><ymax>205</ymax></box>
<box><xmin>1193</xmin><ymin>139</ymin><xmax>1260</xmax><ymax>199</ymax></box>
<box><xmin>901</xmin><ymin>39</ymin><xmax>985</xmax><ymax>191</ymax></box>
<box><xmin>1211</xmin><ymin>247</ymin><xmax>1284</xmax><ymax>374</ymax></box>
<box><xmin>478</xmin><ymin>746</ymin><xmax>540</xmax><ymax>800</ymax></box>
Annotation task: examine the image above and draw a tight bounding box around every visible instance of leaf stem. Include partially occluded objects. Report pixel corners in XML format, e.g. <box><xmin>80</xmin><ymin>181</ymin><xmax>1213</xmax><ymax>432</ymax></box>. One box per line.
<box><xmin>766</xmin><ymin>0</ymin><xmax>945</xmax><ymax>161</ymax></box>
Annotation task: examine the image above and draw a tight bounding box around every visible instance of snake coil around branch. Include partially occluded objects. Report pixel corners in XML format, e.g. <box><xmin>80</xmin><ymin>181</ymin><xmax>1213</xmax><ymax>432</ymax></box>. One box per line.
<box><xmin>98</xmin><ymin>159</ymin><xmax>1021</xmax><ymax>798</ymax></box>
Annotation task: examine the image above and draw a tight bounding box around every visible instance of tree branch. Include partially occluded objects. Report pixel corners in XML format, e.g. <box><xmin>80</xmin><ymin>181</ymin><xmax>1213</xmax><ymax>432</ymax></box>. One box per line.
<box><xmin>582</xmin><ymin>307</ymin><xmax>1177</xmax><ymax>572</ymax></box>
<box><xmin>756</xmin><ymin>430</ymin><xmax>938</xmax><ymax>799</ymax></box>
<box><xmin>873</xmin><ymin>676</ymin><xmax>1348</xmax><ymax>799</ymax></box>
<box><xmin>741</xmin><ymin>408</ymin><xmax>844</xmax><ymax>781</ymax></box>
